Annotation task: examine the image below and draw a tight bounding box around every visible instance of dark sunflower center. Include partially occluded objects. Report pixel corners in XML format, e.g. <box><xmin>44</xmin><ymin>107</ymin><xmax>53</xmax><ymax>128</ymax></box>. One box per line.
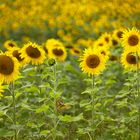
<box><xmin>74</xmin><ymin>50</ymin><xmax>80</xmax><ymax>54</ymax></box>
<box><xmin>99</xmin><ymin>43</ymin><xmax>103</xmax><ymax>46</ymax></box>
<box><xmin>101</xmin><ymin>51</ymin><xmax>106</xmax><ymax>55</ymax></box>
<box><xmin>117</xmin><ymin>31</ymin><xmax>123</xmax><ymax>38</ymax></box>
<box><xmin>128</xmin><ymin>35</ymin><xmax>139</xmax><ymax>46</ymax></box>
<box><xmin>112</xmin><ymin>39</ymin><xmax>118</xmax><ymax>46</ymax></box>
<box><xmin>26</xmin><ymin>46</ymin><xmax>41</xmax><ymax>58</ymax></box>
<box><xmin>43</xmin><ymin>46</ymin><xmax>48</xmax><ymax>54</ymax></box>
<box><xmin>126</xmin><ymin>53</ymin><xmax>137</xmax><ymax>64</ymax></box>
<box><xmin>8</xmin><ymin>43</ymin><xmax>14</xmax><ymax>47</ymax></box>
<box><xmin>109</xmin><ymin>55</ymin><xmax>117</xmax><ymax>61</ymax></box>
<box><xmin>13</xmin><ymin>50</ymin><xmax>24</xmax><ymax>62</ymax></box>
<box><xmin>105</xmin><ymin>37</ymin><xmax>109</xmax><ymax>43</ymax></box>
<box><xmin>65</xmin><ymin>45</ymin><xmax>73</xmax><ymax>49</ymax></box>
<box><xmin>52</xmin><ymin>48</ymin><xmax>64</xmax><ymax>56</ymax></box>
<box><xmin>0</xmin><ymin>55</ymin><xmax>14</xmax><ymax>75</ymax></box>
<box><xmin>86</xmin><ymin>55</ymin><xmax>100</xmax><ymax>68</ymax></box>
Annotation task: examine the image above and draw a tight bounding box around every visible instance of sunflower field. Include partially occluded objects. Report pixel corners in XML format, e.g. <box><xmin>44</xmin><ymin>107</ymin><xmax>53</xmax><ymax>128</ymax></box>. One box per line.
<box><xmin>0</xmin><ymin>0</ymin><xmax>140</xmax><ymax>140</ymax></box>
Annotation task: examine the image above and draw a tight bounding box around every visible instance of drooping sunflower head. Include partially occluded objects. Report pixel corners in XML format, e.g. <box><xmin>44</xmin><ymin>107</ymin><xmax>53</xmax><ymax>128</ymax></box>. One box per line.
<box><xmin>122</xmin><ymin>27</ymin><xmax>140</xmax><ymax>51</ymax></box>
<box><xmin>4</xmin><ymin>40</ymin><xmax>18</xmax><ymax>50</ymax></box>
<box><xmin>48</xmin><ymin>45</ymin><xmax>67</xmax><ymax>61</ymax></box>
<box><xmin>8</xmin><ymin>48</ymin><xmax>26</xmax><ymax>67</ymax></box>
<box><xmin>0</xmin><ymin>53</ymin><xmax>20</xmax><ymax>84</ymax></box>
<box><xmin>80</xmin><ymin>48</ymin><xmax>106</xmax><ymax>75</ymax></box>
<box><xmin>21</xmin><ymin>42</ymin><xmax>46</xmax><ymax>65</ymax></box>
<box><xmin>121</xmin><ymin>49</ymin><xmax>140</xmax><ymax>71</ymax></box>
<box><xmin>70</xmin><ymin>47</ymin><xmax>82</xmax><ymax>57</ymax></box>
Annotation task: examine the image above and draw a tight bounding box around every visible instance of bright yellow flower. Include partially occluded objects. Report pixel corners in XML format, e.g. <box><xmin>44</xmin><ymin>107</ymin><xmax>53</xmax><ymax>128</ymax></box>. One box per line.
<box><xmin>0</xmin><ymin>52</ymin><xmax>20</xmax><ymax>84</ymax></box>
<box><xmin>80</xmin><ymin>48</ymin><xmax>106</xmax><ymax>75</ymax></box>
<box><xmin>21</xmin><ymin>42</ymin><xmax>46</xmax><ymax>65</ymax></box>
<box><xmin>122</xmin><ymin>27</ymin><xmax>140</xmax><ymax>51</ymax></box>
<box><xmin>48</xmin><ymin>45</ymin><xmax>67</xmax><ymax>61</ymax></box>
<box><xmin>4</xmin><ymin>40</ymin><xmax>18</xmax><ymax>50</ymax></box>
<box><xmin>121</xmin><ymin>49</ymin><xmax>140</xmax><ymax>71</ymax></box>
<box><xmin>8</xmin><ymin>48</ymin><xmax>27</xmax><ymax>67</ymax></box>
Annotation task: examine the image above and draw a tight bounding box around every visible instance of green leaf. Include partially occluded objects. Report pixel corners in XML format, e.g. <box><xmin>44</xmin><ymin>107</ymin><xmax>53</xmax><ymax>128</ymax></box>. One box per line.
<box><xmin>59</xmin><ymin>113</ymin><xmax>83</xmax><ymax>122</ymax></box>
<box><xmin>36</xmin><ymin>104</ymin><xmax>49</xmax><ymax>113</ymax></box>
<box><xmin>0</xmin><ymin>128</ymin><xmax>14</xmax><ymax>137</ymax></box>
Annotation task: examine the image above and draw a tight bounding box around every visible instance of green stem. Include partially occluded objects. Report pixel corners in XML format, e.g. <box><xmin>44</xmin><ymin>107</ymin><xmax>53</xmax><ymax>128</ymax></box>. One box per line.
<box><xmin>11</xmin><ymin>82</ymin><xmax>17</xmax><ymax>140</ymax></box>
<box><xmin>91</xmin><ymin>75</ymin><xmax>94</xmax><ymax>139</ymax></box>
<box><xmin>53</xmin><ymin>64</ymin><xmax>57</xmax><ymax>140</ymax></box>
<box><xmin>136</xmin><ymin>52</ymin><xmax>140</xmax><ymax>140</ymax></box>
<box><xmin>91</xmin><ymin>75</ymin><xmax>94</xmax><ymax>126</ymax></box>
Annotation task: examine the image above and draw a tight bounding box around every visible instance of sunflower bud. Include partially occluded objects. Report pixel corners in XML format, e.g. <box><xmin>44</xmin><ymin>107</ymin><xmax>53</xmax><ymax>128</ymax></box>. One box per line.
<box><xmin>48</xmin><ymin>58</ymin><xmax>56</xmax><ymax>66</ymax></box>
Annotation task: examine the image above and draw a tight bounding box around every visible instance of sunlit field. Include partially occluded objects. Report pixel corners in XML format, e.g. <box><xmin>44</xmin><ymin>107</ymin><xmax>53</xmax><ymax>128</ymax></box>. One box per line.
<box><xmin>0</xmin><ymin>0</ymin><xmax>140</xmax><ymax>140</ymax></box>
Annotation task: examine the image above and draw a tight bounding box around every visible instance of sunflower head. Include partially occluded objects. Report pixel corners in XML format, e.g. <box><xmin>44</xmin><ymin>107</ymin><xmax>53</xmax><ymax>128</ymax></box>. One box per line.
<box><xmin>8</xmin><ymin>48</ymin><xmax>26</xmax><ymax>67</ymax></box>
<box><xmin>100</xmin><ymin>33</ymin><xmax>112</xmax><ymax>47</ymax></box>
<box><xmin>45</xmin><ymin>39</ymin><xmax>63</xmax><ymax>50</ymax></box>
<box><xmin>70</xmin><ymin>47</ymin><xmax>81</xmax><ymax>57</ymax></box>
<box><xmin>113</xmin><ymin>28</ymin><xmax>124</xmax><ymax>43</ymax></box>
<box><xmin>0</xmin><ymin>53</ymin><xmax>20</xmax><ymax>84</ymax></box>
<box><xmin>48</xmin><ymin>41</ymin><xmax>67</xmax><ymax>61</ymax></box>
<box><xmin>80</xmin><ymin>48</ymin><xmax>106</xmax><ymax>75</ymax></box>
<box><xmin>21</xmin><ymin>42</ymin><xmax>46</xmax><ymax>65</ymax></box>
<box><xmin>4</xmin><ymin>40</ymin><xmax>18</xmax><ymax>50</ymax></box>
<box><xmin>122</xmin><ymin>27</ymin><xmax>140</xmax><ymax>51</ymax></box>
<box><xmin>98</xmin><ymin>47</ymin><xmax>110</xmax><ymax>61</ymax></box>
<box><xmin>121</xmin><ymin>49</ymin><xmax>140</xmax><ymax>71</ymax></box>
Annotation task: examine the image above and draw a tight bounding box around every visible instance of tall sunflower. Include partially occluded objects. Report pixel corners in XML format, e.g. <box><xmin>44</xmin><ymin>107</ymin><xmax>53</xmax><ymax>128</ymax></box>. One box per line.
<box><xmin>122</xmin><ymin>27</ymin><xmax>140</xmax><ymax>51</ymax></box>
<box><xmin>80</xmin><ymin>48</ymin><xmax>106</xmax><ymax>75</ymax></box>
<box><xmin>4</xmin><ymin>40</ymin><xmax>18</xmax><ymax>50</ymax></box>
<box><xmin>98</xmin><ymin>47</ymin><xmax>110</xmax><ymax>61</ymax></box>
<box><xmin>121</xmin><ymin>49</ymin><xmax>140</xmax><ymax>71</ymax></box>
<box><xmin>113</xmin><ymin>28</ymin><xmax>124</xmax><ymax>43</ymax></box>
<box><xmin>21</xmin><ymin>42</ymin><xmax>46</xmax><ymax>65</ymax></box>
<box><xmin>70</xmin><ymin>47</ymin><xmax>81</xmax><ymax>57</ymax></box>
<box><xmin>48</xmin><ymin>45</ymin><xmax>67</xmax><ymax>61</ymax></box>
<box><xmin>0</xmin><ymin>53</ymin><xmax>20</xmax><ymax>84</ymax></box>
<box><xmin>45</xmin><ymin>39</ymin><xmax>63</xmax><ymax>50</ymax></box>
<box><xmin>100</xmin><ymin>33</ymin><xmax>112</xmax><ymax>47</ymax></box>
<box><xmin>8</xmin><ymin>48</ymin><xmax>27</xmax><ymax>67</ymax></box>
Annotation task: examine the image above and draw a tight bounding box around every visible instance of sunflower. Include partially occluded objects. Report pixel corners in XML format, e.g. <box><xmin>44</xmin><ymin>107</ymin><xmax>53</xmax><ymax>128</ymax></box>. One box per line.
<box><xmin>121</xmin><ymin>49</ymin><xmax>140</xmax><ymax>71</ymax></box>
<box><xmin>98</xmin><ymin>47</ymin><xmax>110</xmax><ymax>61</ymax></box>
<box><xmin>70</xmin><ymin>47</ymin><xmax>81</xmax><ymax>57</ymax></box>
<box><xmin>113</xmin><ymin>28</ymin><xmax>124</xmax><ymax>43</ymax></box>
<box><xmin>80</xmin><ymin>48</ymin><xmax>106</xmax><ymax>75</ymax></box>
<box><xmin>4</xmin><ymin>40</ymin><xmax>18</xmax><ymax>50</ymax></box>
<box><xmin>0</xmin><ymin>53</ymin><xmax>20</xmax><ymax>84</ymax></box>
<box><xmin>122</xmin><ymin>27</ymin><xmax>140</xmax><ymax>51</ymax></box>
<box><xmin>8</xmin><ymin>48</ymin><xmax>26</xmax><ymax>67</ymax></box>
<box><xmin>21</xmin><ymin>42</ymin><xmax>46</xmax><ymax>65</ymax></box>
<box><xmin>112</xmin><ymin>38</ymin><xmax>119</xmax><ymax>47</ymax></box>
<box><xmin>48</xmin><ymin>45</ymin><xmax>67</xmax><ymax>61</ymax></box>
<box><xmin>100</xmin><ymin>33</ymin><xmax>112</xmax><ymax>47</ymax></box>
<box><xmin>94</xmin><ymin>38</ymin><xmax>109</xmax><ymax>49</ymax></box>
<box><xmin>45</xmin><ymin>39</ymin><xmax>63</xmax><ymax>50</ymax></box>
